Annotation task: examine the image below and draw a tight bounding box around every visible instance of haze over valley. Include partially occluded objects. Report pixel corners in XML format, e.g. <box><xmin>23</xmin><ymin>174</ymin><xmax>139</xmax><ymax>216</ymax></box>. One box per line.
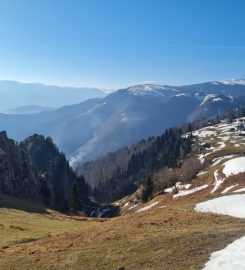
<box><xmin>1</xmin><ymin>79</ymin><xmax>245</xmax><ymax>165</ymax></box>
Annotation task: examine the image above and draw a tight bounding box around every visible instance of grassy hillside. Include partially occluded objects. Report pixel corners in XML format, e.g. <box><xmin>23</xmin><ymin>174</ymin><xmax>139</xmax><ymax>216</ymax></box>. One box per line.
<box><xmin>1</xmin><ymin>119</ymin><xmax>245</xmax><ymax>269</ymax></box>
<box><xmin>0</xmin><ymin>192</ymin><xmax>245</xmax><ymax>270</ymax></box>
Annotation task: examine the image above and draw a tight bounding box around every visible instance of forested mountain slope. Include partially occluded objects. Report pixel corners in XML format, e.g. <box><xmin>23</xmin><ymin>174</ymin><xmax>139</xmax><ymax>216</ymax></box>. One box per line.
<box><xmin>0</xmin><ymin>80</ymin><xmax>245</xmax><ymax>164</ymax></box>
<box><xmin>0</xmin><ymin>131</ymin><xmax>88</xmax><ymax>212</ymax></box>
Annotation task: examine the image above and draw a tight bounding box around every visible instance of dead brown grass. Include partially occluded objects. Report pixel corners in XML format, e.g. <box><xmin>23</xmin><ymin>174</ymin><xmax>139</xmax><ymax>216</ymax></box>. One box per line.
<box><xmin>1</xmin><ymin>126</ymin><xmax>245</xmax><ymax>269</ymax></box>
<box><xmin>0</xmin><ymin>192</ymin><xmax>245</xmax><ymax>270</ymax></box>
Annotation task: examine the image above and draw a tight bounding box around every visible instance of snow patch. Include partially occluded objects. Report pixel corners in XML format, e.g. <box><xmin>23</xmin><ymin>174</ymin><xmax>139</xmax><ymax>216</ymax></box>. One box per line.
<box><xmin>212</xmin><ymin>155</ymin><xmax>236</xmax><ymax>167</ymax></box>
<box><xmin>223</xmin><ymin>157</ymin><xmax>245</xmax><ymax>177</ymax></box>
<box><xmin>202</xmin><ymin>236</ymin><xmax>245</xmax><ymax>269</ymax></box>
<box><xmin>175</xmin><ymin>93</ymin><xmax>187</xmax><ymax>97</ymax></box>
<box><xmin>173</xmin><ymin>185</ymin><xmax>208</xmax><ymax>198</ymax></box>
<box><xmin>212</xmin><ymin>98</ymin><xmax>222</xmax><ymax>102</ymax></box>
<box><xmin>128</xmin><ymin>204</ymin><xmax>139</xmax><ymax>210</ymax></box>
<box><xmin>122</xmin><ymin>202</ymin><xmax>130</xmax><ymax>208</ymax></box>
<box><xmin>211</xmin><ymin>170</ymin><xmax>225</xmax><ymax>193</ymax></box>
<box><xmin>136</xmin><ymin>201</ymin><xmax>159</xmax><ymax>213</ymax></box>
<box><xmin>121</xmin><ymin>113</ymin><xmax>129</xmax><ymax>123</ymax></box>
<box><xmin>196</xmin><ymin>193</ymin><xmax>245</xmax><ymax>269</ymax></box>
<box><xmin>233</xmin><ymin>187</ymin><xmax>245</xmax><ymax>193</ymax></box>
<box><xmin>197</xmin><ymin>171</ymin><xmax>208</xmax><ymax>176</ymax></box>
<box><xmin>195</xmin><ymin>194</ymin><xmax>245</xmax><ymax>218</ymax></box>
<box><xmin>164</xmin><ymin>182</ymin><xmax>191</xmax><ymax>193</ymax></box>
<box><xmin>200</xmin><ymin>94</ymin><xmax>217</xmax><ymax>106</ymax></box>
<box><xmin>193</xmin><ymin>129</ymin><xmax>217</xmax><ymax>138</ymax></box>
<box><xmin>221</xmin><ymin>184</ymin><xmax>238</xmax><ymax>194</ymax></box>
<box><xmin>221</xmin><ymin>78</ymin><xmax>245</xmax><ymax>85</ymax></box>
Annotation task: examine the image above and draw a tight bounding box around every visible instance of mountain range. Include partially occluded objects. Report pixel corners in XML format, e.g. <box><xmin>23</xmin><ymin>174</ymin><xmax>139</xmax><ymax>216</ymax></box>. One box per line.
<box><xmin>0</xmin><ymin>79</ymin><xmax>245</xmax><ymax>165</ymax></box>
<box><xmin>0</xmin><ymin>80</ymin><xmax>106</xmax><ymax>112</ymax></box>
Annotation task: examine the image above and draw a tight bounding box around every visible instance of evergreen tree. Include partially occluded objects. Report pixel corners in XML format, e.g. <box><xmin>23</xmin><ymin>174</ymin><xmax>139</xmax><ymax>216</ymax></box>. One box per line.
<box><xmin>69</xmin><ymin>179</ymin><xmax>81</xmax><ymax>212</ymax></box>
<box><xmin>141</xmin><ymin>175</ymin><xmax>153</xmax><ymax>202</ymax></box>
<box><xmin>77</xmin><ymin>175</ymin><xmax>89</xmax><ymax>199</ymax></box>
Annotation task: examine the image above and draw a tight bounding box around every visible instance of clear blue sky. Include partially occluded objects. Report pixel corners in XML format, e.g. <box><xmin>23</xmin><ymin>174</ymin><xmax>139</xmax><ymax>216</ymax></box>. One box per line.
<box><xmin>0</xmin><ymin>0</ymin><xmax>244</xmax><ymax>89</ymax></box>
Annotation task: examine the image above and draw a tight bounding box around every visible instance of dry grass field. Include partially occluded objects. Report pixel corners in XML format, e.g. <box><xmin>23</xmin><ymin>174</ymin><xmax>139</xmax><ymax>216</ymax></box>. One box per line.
<box><xmin>0</xmin><ymin>190</ymin><xmax>245</xmax><ymax>270</ymax></box>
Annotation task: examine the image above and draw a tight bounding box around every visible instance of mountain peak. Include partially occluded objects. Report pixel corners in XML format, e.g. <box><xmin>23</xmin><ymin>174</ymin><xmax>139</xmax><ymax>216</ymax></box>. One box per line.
<box><xmin>124</xmin><ymin>83</ymin><xmax>177</xmax><ymax>97</ymax></box>
<box><xmin>218</xmin><ymin>79</ymin><xmax>245</xmax><ymax>85</ymax></box>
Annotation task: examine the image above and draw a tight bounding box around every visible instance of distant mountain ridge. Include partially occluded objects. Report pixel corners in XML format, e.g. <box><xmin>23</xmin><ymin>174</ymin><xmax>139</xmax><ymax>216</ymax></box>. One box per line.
<box><xmin>0</xmin><ymin>80</ymin><xmax>106</xmax><ymax>111</ymax></box>
<box><xmin>0</xmin><ymin>79</ymin><xmax>245</xmax><ymax>164</ymax></box>
<box><xmin>2</xmin><ymin>105</ymin><xmax>54</xmax><ymax>115</ymax></box>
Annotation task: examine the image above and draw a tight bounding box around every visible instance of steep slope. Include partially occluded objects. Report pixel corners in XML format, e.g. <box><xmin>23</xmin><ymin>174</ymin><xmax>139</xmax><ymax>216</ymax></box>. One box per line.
<box><xmin>0</xmin><ymin>131</ymin><xmax>41</xmax><ymax>202</ymax></box>
<box><xmin>117</xmin><ymin>115</ymin><xmax>245</xmax><ymax>216</ymax></box>
<box><xmin>0</xmin><ymin>131</ymin><xmax>88</xmax><ymax>212</ymax></box>
<box><xmin>20</xmin><ymin>134</ymin><xmax>87</xmax><ymax>211</ymax></box>
<box><xmin>1</xmin><ymin>117</ymin><xmax>245</xmax><ymax>270</ymax></box>
<box><xmin>77</xmin><ymin>127</ymin><xmax>193</xmax><ymax>203</ymax></box>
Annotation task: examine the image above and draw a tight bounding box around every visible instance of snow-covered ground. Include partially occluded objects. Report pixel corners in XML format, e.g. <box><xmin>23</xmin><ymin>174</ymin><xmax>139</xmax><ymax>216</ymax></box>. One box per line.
<box><xmin>197</xmin><ymin>170</ymin><xmax>208</xmax><ymax>176</ymax></box>
<box><xmin>223</xmin><ymin>157</ymin><xmax>245</xmax><ymax>177</ymax></box>
<box><xmin>202</xmin><ymin>236</ymin><xmax>245</xmax><ymax>270</ymax></box>
<box><xmin>173</xmin><ymin>185</ymin><xmax>208</xmax><ymax>198</ymax></box>
<box><xmin>122</xmin><ymin>202</ymin><xmax>130</xmax><ymax>208</ymax></box>
<box><xmin>128</xmin><ymin>204</ymin><xmax>138</xmax><ymax>210</ymax></box>
<box><xmin>211</xmin><ymin>170</ymin><xmax>225</xmax><ymax>193</ymax></box>
<box><xmin>195</xmin><ymin>194</ymin><xmax>245</xmax><ymax>269</ymax></box>
<box><xmin>212</xmin><ymin>155</ymin><xmax>236</xmax><ymax>167</ymax></box>
<box><xmin>193</xmin><ymin>129</ymin><xmax>217</xmax><ymax>138</ymax></box>
<box><xmin>221</xmin><ymin>184</ymin><xmax>238</xmax><ymax>194</ymax></box>
<box><xmin>233</xmin><ymin>187</ymin><xmax>245</xmax><ymax>193</ymax></box>
<box><xmin>164</xmin><ymin>182</ymin><xmax>191</xmax><ymax>193</ymax></box>
<box><xmin>172</xmin><ymin>120</ymin><xmax>245</xmax><ymax>268</ymax></box>
<box><xmin>195</xmin><ymin>194</ymin><xmax>245</xmax><ymax>218</ymax></box>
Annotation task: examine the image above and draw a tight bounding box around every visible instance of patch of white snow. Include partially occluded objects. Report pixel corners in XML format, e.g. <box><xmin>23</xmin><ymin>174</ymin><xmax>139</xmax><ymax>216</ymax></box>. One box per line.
<box><xmin>136</xmin><ymin>202</ymin><xmax>159</xmax><ymax>213</ymax></box>
<box><xmin>221</xmin><ymin>184</ymin><xmax>238</xmax><ymax>194</ymax></box>
<box><xmin>233</xmin><ymin>187</ymin><xmax>245</xmax><ymax>193</ymax></box>
<box><xmin>223</xmin><ymin>157</ymin><xmax>245</xmax><ymax>177</ymax></box>
<box><xmin>173</xmin><ymin>185</ymin><xmax>208</xmax><ymax>198</ymax></box>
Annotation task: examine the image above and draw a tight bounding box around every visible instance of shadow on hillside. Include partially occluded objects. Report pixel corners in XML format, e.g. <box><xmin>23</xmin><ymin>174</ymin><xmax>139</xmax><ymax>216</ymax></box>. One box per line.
<box><xmin>0</xmin><ymin>192</ymin><xmax>48</xmax><ymax>214</ymax></box>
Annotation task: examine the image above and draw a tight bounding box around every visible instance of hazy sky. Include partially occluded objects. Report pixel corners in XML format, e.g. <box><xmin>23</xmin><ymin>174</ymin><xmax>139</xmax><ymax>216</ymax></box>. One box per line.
<box><xmin>0</xmin><ymin>0</ymin><xmax>245</xmax><ymax>89</ymax></box>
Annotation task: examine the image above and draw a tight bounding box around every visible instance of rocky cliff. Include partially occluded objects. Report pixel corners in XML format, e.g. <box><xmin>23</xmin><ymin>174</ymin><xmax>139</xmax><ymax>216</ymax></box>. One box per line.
<box><xmin>0</xmin><ymin>131</ymin><xmax>88</xmax><ymax>212</ymax></box>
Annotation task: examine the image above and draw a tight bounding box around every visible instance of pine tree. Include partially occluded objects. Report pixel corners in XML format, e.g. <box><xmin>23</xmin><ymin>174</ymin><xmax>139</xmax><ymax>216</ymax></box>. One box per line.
<box><xmin>77</xmin><ymin>175</ymin><xmax>88</xmax><ymax>199</ymax></box>
<box><xmin>141</xmin><ymin>175</ymin><xmax>153</xmax><ymax>202</ymax></box>
<box><xmin>69</xmin><ymin>179</ymin><xmax>81</xmax><ymax>212</ymax></box>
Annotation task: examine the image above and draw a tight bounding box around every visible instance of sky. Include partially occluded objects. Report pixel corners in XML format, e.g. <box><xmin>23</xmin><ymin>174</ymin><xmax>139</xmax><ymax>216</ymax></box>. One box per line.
<box><xmin>0</xmin><ymin>0</ymin><xmax>244</xmax><ymax>89</ymax></box>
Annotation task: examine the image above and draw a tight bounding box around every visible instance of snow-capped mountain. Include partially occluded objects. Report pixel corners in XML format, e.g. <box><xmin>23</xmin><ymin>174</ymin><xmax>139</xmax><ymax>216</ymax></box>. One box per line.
<box><xmin>218</xmin><ymin>78</ymin><xmax>245</xmax><ymax>85</ymax></box>
<box><xmin>0</xmin><ymin>80</ymin><xmax>245</xmax><ymax>164</ymax></box>
<box><xmin>123</xmin><ymin>83</ymin><xmax>178</xmax><ymax>97</ymax></box>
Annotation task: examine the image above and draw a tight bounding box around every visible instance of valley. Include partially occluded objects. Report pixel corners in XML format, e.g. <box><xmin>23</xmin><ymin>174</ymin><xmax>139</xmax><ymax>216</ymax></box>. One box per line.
<box><xmin>1</xmin><ymin>117</ymin><xmax>245</xmax><ymax>269</ymax></box>
<box><xmin>1</xmin><ymin>2</ymin><xmax>244</xmax><ymax>269</ymax></box>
